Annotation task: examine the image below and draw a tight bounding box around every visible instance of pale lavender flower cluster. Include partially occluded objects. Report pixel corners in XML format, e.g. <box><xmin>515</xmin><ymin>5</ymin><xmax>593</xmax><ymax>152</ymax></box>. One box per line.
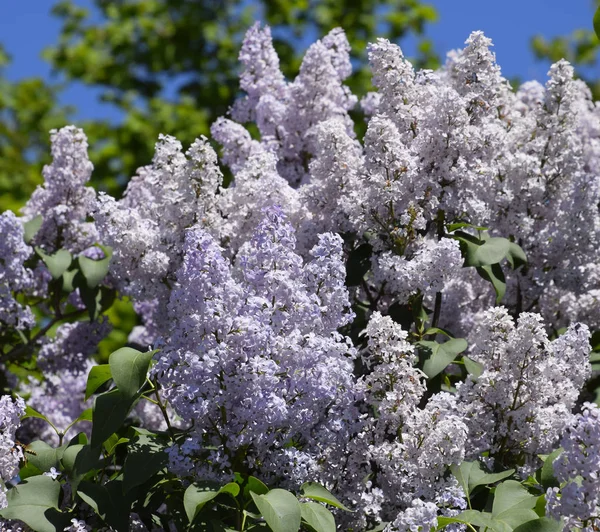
<box><xmin>0</xmin><ymin>396</ymin><xmax>25</xmax><ymax>509</ymax></box>
<box><xmin>546</xmin><ymin>403</ymin><xmax>600</xmax><ymax>530</ymax></box>
<box><xmin>155</xmin><ymin>206</ymin><xmax>360</xmax><ymax>483</ymax></box>
<box><xmin>21</xmin><ymin>126</ymin><xmax>97</xmax><ymax>254</ymax></box>
<box><xmin>457</xmin><ymin>307</ymin><xmax>591</xmax><ymax>469</ymax></box>
<box><xmin>0</xmin><ymin>212</ymin><xmax>34</xmax><ymax>331</ymax></box>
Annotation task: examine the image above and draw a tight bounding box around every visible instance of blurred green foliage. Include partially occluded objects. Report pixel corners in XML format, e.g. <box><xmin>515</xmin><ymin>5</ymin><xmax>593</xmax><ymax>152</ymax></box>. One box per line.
<box><xmin>0</xmin><ymin>46</ymin><xmax>73</xmax><ymax>212</ymax></box>
<box><xmin>36</xmin><ymin>0</ymin><xmax>437</xmax><ymax>200</ymax></box>
<box><xmin>531</xmin><ymin>0</ymin><xmax>600</xmax><ymax>99</ymax></box>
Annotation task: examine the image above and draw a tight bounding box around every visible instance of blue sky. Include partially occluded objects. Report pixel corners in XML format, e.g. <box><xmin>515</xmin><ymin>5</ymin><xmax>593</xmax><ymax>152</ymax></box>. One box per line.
<box><xmin>0</xmin><ymin>1</ymin><xmax>596</xmax><ymax>123</ymax></box>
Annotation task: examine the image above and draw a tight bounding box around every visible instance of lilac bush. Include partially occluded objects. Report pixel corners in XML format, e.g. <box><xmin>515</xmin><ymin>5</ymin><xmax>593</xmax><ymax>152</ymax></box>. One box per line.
<box><xmin>0</xmin><ymin>22</ymin><xmax>598</xmax><ymax>532</ymax></box>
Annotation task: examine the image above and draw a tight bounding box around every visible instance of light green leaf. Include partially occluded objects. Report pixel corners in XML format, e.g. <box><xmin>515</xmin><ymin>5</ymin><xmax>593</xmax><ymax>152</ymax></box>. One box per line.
<box><xmin>23</xmin><ymin>215</ymin><xmax>43</xmax><ymax>244</ymax></box>
<box><xmin>463</xmin><ymin>356</ymin><xmax>484</xmax><ymax>378</ymax></box>
<box><xmin>78</xmin><ymin>246</ymin><xmax>112</xmax><ymax>288</ymax></box>
<box><xmin>250</xmin><ymin>489</ymin><xmax>302</xmax><ymax>532</ymax></box>
<box><xmin>419</xmin><ymin>338</ymin><xmax>467</xmax><ymax>378</ymax></box>
<box><xmin>506</xmin><ymin>242</ymin><xmax>527</xmax><ymax>269</ymax></box>
<box><xmin>512</xmin><ymin>517</ymin><xmax>563</xmax><ymax>532</ymax></box>
<box><xmin>35</xmin><ymin>247</ymin><xmax>72</xmax><ymax>279</ymax></box>
<box><xmin>492</xmin><ymin>480</ymin><xmax>538</xmax><ymax>528</ymax></box>
<box><xmin>85</xmin><ymin>364</ymin><xmax>112</xmax><ymax>399</ymax></box>
<box><xmin>301</xmin><ymin>502</ymin><xmax>336</xmax><ymax>532</ymax></box>
<box><xmin>245</xmin><ymin>475</ymin><xmax>269</xmax><ymax>497</ymax></box>
<box><xmin>25</xmin><ymin>441</ymin><xmax>65</xmax><ymax>473</ymax></box>
<box><xmin>184</xmin><ymin>482</ymin><xmax>220</xmax><ymax>523</ymax></box>
<box><xmin>109</xmin><ymin>347</ymin><xmax>156</xmax><ymax>400</ymax></box>
<box><xmin>0</xmin><ymin>476</ymin><xmax>70</xmax><ymax>532</ymax></box>
<box><xmin>300</xmin><ymin>482</ymin><xmax>351</xmax><ymax>511</ymax></box>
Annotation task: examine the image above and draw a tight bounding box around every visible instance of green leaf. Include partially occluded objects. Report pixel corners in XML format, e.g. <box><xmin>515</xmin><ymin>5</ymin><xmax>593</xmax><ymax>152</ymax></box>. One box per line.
<box><xmin>477</xmin><ymin>263</ymin><xmax>506</xmax><ymax>303</ymax></box>
<box><xmin>220</xmin><ymin>482</ymin><xmax>241</xmax><ymax>497</ymax></box>
<box><xmin>0</xmin><ymin>476</ymin><xmax>70</xmax><ymax>532</ymax></box>
<box><xmin>450</xmin><ymin>461</ymin><xmax>514</xmax><ymax>501</ymax></box>
<box><xmin>61</xmin><ymin>444</ymin><xmax>100</xmax><ymax>493</ymax></box>
<box><xmin>301</xmin><ymin>502</ymin><xmax>336</xmax><ymax>532</ymax></box>
<box><xmin>245</xmin><ymin>475</ymin><xmax>269</xmax><ymax>497</ymax></box>
<box><xmin>77</xmin><ymin>480</ymin><xmax>130</xmax><ymax>532</ymax></box>
<box><xmin>25</xmin><ymin>441</ymin><xmax>65</xmax><ymax>473</ymax></box>
<box><xmin>23</xmin><ymin>405</ymin><xmax>52</xmax><ymax>424</ymax></box>
<box><xmin>184</xmin><ymin>482</ymin><xmax>221</xmax><ymax>523</ymax></box>
<box><xmin>346</xmin><ymin>243</ymin><xmax>372</xmax><ymax>286</ymax></box>
<box><xmin>540</xmin><ymin>448</ymin><xmax>562</xmax><ymax>489</ymax></box>
<box><xmin>506</xmin><ymin>242</ymin><xmax>527</xmax><ymax>269</ymax></box>
<box><xmin>23</xmin><ymin>215</ymin><xmax>43</xmax><ymax>244</ymax></box>
<box><xmin>446</xmin><ymin>222</ymin><xmax>489</xmax><ymax>232</ymax></box>
<box><xmin>35</xmin><ymin>248</ymin><xmax>72</xmax><ymax>279</ymax></box>
<box><xmin>453</xmin><ymin>510</ymin><xmax>511</xmax><ymax>532</ymax></box>
<box><xmin>78</xmin><ymin>246</ymin><xmax>112</xmax><ymax>288</ymax></box>
<box><xmin>85</xmin><ymin>364</ymin><xmax>112</xmax><ymax>399</ymax></box>
<box><xmin>250</xmin><ymin>489</ymin><xmax>302</xmax><ymax>532</ymax></box>
<box><xmin>122</xmin><ymin>434</ymin><xmax>168</xmax><ymax>493</ymax></box>
<box><xmin>594</xmin><ymin>6</ymin><xmax>600</xmax><ymax>41</ymax></box>
<box><xmin>91</xmin><ymin>389</ymin><xmax>134</xmax><ymax>449</ymax></box>
<box><xmin>419</xmin><ymin>338</ymin><xmax>467</xmax><ymax>378</ymax></box>
<box><xmin>109</xmin><ymin>347</ymin><xmax>156</xmax><ymax>400</ymax></box>
<box><xmin>512</xmin><ymin>517</ymin><xmax>563</xmax><ymax>532</ymax></box>
<box><xmin>463</xmin><ymin>356</ymin><xmax>484</xmax><ymax>378</ymax></box>
<box><xmin>300</xmin><ymin>482</ymin><xmax>350</xmax><ymax>511</ymax></box>
<box><xmin>492</xmin><ymin>480</ymin><xmax>538</xmax><ymax>528</ymax></box>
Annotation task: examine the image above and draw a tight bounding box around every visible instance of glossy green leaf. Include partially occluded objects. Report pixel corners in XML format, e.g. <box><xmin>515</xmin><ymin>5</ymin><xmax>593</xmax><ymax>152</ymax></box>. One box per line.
<box><xmin>250</xmin><ymin>489</ymin><xmax>302</xmax><ymax>532</ymax></box>
<box><xmin>85</xmin><ymin>364</ymin><xmax>112</xmax><ymax>399</ymax></box>
<box><xmin>109</xmin><ymin>347</ymin><xmax>156</xmax><ymax>400</ymax></box>
<box><xmin>0</xmin><ymin>476</ymin><xmax>70</xmax><ymax>532</ymax></box>
<box><xmin>300</xmin><ymin>482</ymin><xmax>350</xmax><ymax>511</ymax></box>
<box><xmin>301</xmin><ymin>502</ymin><xmax>336</xmax><ymax>532</ymax></box>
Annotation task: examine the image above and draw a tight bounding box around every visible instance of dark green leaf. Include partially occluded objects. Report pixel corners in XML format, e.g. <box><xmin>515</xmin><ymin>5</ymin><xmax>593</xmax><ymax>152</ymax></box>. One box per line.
<box><xmin>346</xmin><ymin>243</ymin><xmax>372</xmax><ymax>286</ymax></box>
<box><xmin>85</xmin><ymin>364</ymin><xmax>112</xmax><ymax>399</ymax></box>
<box><xmin>109</xmin><ymin>347</ymin><xmax>156</xmax><ymax>400</ymax></box>
<box><xmin>0</xmin><ymin>476</ymin><xmax>70</xmax><ymax>532</ymax></box>
<box><xmin>122</xmin><ymin>434</ymin><xmax>168</xmax><ymax>493</ymax></box>
<box><xmin>594</xmin><ymin>6</ymin><xmax>600</xmax><ymax>40</ymax></box>
<box><xmin>77</xmin><ymin>480</ymin><xmax>130</xmax><ymax>532</ymax></box>
<box><xmin>250</xmin><ymin>489</ymin><xmax>302</xmax><ymax>532</ymax></box>
<box><xmin>300</xmin><ymin>502</ymin><xmax>336</xmax><ymax>532</ymax></box>
<box><xmin>91</xmin><ymin>389</ymin><xmax>134</xmax><ymax>449</ymax></box>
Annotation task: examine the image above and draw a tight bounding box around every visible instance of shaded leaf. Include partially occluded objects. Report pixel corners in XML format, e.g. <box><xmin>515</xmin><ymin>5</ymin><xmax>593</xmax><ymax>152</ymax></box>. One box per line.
<box><xmin>85</xmin><ymin>364</ymin><xmax>112</xmax><ymax>400</ymax></box>
<box><xmin>109</xmin><ymin>347</ymin><xmax>156</xmax><ymax>400</ymax></box>
<box><xmin>301</xmin><ymin>502</ymin><xmax>336</xmax><ymax>532</ymax></box>
<box><xmin>250</xmin><ymin>489</ymin><xmax>302</xmax><ymax>532</ymax></box>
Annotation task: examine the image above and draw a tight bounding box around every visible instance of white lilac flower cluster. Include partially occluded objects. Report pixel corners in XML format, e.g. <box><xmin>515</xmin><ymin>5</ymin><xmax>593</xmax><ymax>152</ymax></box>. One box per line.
<box><xmin>0</xmin><ymin>21</ymin><xmax>598</xmax><ymax>531</ymax></box>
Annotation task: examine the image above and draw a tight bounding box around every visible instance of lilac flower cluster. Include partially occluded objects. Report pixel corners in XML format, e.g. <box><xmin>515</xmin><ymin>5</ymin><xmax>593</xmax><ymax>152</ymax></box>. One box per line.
<box><xmin>0</xmin><ymin>21</ymin><xmax>598</xmax><ymax>532</ymax></box>
<box><xmin>0</xmin><ymin>396</ymin><xmax>25</xmax><ymax>509</ymax></box>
